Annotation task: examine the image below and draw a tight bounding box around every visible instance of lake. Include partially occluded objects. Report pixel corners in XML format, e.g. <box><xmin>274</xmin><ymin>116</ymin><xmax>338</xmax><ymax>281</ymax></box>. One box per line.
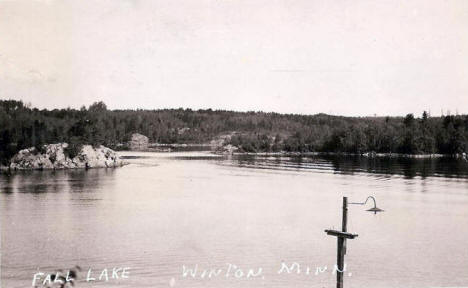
<box><xmin>1</xmin><ymin>152</ymin><xmax>468</xmax><ymax>288</ymax></box>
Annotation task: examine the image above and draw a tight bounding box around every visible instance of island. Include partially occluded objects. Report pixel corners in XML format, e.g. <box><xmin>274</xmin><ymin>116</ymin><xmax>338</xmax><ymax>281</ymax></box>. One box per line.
<box><xmin>9</xmin><ymin>143</ymin><xmax>124</xmax><ymax>170</ymax></box>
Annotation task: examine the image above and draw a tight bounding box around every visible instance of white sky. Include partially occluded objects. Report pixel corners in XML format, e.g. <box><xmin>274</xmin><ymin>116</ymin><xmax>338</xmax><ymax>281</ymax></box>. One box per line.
<box><xmin>1</xmin><ymin>0</ymin><xmax>467</xmax><ymax>116</ymax></box>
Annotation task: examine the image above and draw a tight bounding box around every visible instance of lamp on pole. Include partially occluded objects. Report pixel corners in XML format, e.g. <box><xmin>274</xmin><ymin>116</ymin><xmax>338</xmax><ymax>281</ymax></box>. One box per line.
<box><xmin>325</xmin><ymin>196</ymin><xmax>384</xmax><ymax>288</ymax></box>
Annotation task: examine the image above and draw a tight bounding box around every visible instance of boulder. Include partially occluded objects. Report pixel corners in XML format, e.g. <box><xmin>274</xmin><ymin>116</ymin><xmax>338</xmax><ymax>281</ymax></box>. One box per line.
<box><xmin>362</xmin><ymin>151</ymin><xmax>377</xmax><ymax>158</ymax></box>
<box><xmin>220</xmin><ymin>144</ymin><xmax>239</xmax><ymax>154</ymax></box>
<box><xmin>9</xmin><ymin>143</ymin><xmax>124</xmax><ymax>170</ymax></box>
<box><xmin>129</xmin><ymin>133</ymin><xmax>149</xmax><ymax>151</ymax></box>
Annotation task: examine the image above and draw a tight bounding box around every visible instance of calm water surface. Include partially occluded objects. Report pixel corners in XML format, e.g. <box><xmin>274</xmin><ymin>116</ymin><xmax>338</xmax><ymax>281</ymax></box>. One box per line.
<box><xmin>1</xmin><ymin>152</ymin><xmax>468</xmax><ymax>288</ymax></box>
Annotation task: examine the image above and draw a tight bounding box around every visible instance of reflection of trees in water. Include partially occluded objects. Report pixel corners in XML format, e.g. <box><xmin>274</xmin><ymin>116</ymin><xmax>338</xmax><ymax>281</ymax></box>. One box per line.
<box><xmin>67</xmin><ymin>168</ymin><xmax>116</xmax><ymax>193</ymax></box>
<box><xmin>235</xmin><ymin>154</ymin><xmax>258</xmax><ymax>167</ymax></box>
<box><xmin>433</xmin><ymin>158</ymin><xmax>468</xmax><ymax>178</ymax></box>
<box><xmin>340</xmin><ymin>156</ymin><xmax>467</xmax><ymax>179</ymax></box>
<box><xmin>317</xmin><ymin>155</ymin><xmax>468</xmax><ymax>179</ymax></box>
<box><xmin>232</xmin><ymin>154</ymin><xmax>468</xmax><ymax>179</ymax></box>
<box><xmin>289</xmin><ymin>156</ymin><xmax>304</xmax><ymax>169</ymax></box>
<box><xmin>394</xmin><ymin>157</ymin><xmax>468</xmax><ymax>179</ymax></box>
<box><xmin>0</xmin><ymin>172</ymin><xmax>14</xmax><ymax>193</ymax></box>
<box><xmin>325</xmin><ymin>156</ymin><xmax>362</xmax><ymax>175</ymax></box>
<box><xmin>1</xmin><ymin>170</ymin><xmax>65</xmax><ymax>194</ymax></box>
<box><xmin>398</xmin><ymin>158</ymin><xmax>418</xmax><ymax>179</ymax></box>
<box><xmin>0</xmin><ymin>169</ymin><xmax>116</xmax><ymax>194</ymax></box>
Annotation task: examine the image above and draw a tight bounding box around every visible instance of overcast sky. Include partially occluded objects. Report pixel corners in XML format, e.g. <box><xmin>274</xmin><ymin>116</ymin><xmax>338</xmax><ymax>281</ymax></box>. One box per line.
<box><xmin>1</xmin><ymin>0</ymin><xmax>467</xmax><ymax>116</ymax></box>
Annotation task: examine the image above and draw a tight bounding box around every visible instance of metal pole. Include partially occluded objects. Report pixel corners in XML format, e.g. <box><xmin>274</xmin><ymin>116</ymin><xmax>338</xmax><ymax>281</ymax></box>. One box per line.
<box><xmin>342</xmin><ymin>197</ymin><xmax>348</xmax><ymax>232</ymax></box>
<box><xmin>337</xmin><ymin>197</ymin><xmax>348</xmax><ymax>288</ymax></box>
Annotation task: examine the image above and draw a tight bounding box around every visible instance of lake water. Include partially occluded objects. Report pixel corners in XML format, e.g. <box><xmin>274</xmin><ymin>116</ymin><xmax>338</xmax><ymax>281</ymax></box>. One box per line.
<box><xmin>1</xmin><ymin>152</ymin><xmax>468</xmax><ymax>288</ymax></box>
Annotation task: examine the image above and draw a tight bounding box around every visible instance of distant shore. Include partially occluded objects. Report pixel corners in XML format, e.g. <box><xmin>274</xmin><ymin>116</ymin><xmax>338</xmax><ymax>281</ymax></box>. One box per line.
<box><xmin>2</xmin><ymin>100</ymin><xmax>468</xmax><ymax>166</ymax></box>
<box><xmin>215</xmin><ymin>151</ymin><xmax>467</xmax><ymax>159</ymax></box>
<box><xmin>127</xmin><ymin>143</ymin><xmax>467</xmax><ymax>160</ymax></box>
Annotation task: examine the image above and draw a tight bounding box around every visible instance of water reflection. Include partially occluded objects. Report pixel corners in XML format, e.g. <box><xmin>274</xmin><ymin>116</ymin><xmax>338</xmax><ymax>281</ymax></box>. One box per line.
<box><xmin>219</xmin><ymin>155</ymin><xmax>468</xmax><ymax>179</ymax></box>
<box><xmin>0</xmin><ymin>168</ymin><xmax>116</xmax><ymax>194</ymax></box>
<box><xmin>1</xmin><ymin>152</ymin><xmax>468</xmax><ymax>288</ymax></box>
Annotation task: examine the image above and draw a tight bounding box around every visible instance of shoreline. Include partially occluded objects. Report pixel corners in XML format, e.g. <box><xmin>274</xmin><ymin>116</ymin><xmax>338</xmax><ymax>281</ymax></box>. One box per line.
<box><xmin>213</xmin><ymin>150</ymin><xmax>467</xmax><ymax>159</ymax></box>
<box><xmin>2</xmin><ymin>149</ymin><xmax>466</xmax><ymax>173</ymax></box>
<box><xmin>0</xmin><ymin>162</ymin><xmax>129</xmax><ymax>172</ymax></box>
<box><xmin>122</xmin><ymin>145</ymin><xmax>467</xmax><ymax>159</ymax></box>
<box><xmin>121</xmin><ymin>142</ymin><xmax>468</xmax><ymax>160</ymax></box>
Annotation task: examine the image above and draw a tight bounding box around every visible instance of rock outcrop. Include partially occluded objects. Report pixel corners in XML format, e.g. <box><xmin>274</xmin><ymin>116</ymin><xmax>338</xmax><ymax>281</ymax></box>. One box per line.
<box><xmin>10</xmin><ymin>143</ymin><xmax>124</xmax><ymax>170</ymax></box>
<box><xmin>217</xmin><ymin>144</ymin><xmax>239</xmax><ymax>154</ymax></box>
<box><xmin>129</xmin><ymin>133</ymin><xmax>149</xmax><ymax>151</ymax></box>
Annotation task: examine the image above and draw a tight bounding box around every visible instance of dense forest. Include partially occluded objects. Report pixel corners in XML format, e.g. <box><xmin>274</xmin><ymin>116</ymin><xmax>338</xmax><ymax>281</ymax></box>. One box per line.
<box><xmin>1</xmin><ymin>99</ymin><xmax>468</xmax><ymax>164</ymax></box>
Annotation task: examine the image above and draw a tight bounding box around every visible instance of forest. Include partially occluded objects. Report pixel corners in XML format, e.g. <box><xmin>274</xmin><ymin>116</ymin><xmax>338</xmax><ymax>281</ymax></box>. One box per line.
<box><xmin>1</xmin><ymin>99</ymin><xmax>468</xmax><ymax>164</ymax></box>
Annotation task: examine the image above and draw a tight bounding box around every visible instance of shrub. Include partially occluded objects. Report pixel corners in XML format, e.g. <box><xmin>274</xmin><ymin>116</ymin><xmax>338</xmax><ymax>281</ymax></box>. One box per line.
<box><xmin>64</xmin><ymin>143</ymin><xmax>82</xmax><ymax>159</ymax></box>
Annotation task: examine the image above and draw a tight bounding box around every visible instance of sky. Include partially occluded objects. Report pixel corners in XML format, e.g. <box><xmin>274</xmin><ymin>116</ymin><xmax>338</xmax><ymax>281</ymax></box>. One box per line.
<box><xmin>0</xmin><ymin>0</ymin><xmax>467</xmax><ymax>116</ymax></box>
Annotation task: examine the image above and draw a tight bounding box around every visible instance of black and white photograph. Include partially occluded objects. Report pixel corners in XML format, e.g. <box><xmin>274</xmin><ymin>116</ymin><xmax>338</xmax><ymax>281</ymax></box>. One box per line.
<box><xmin>1</xmin><ymin>1</ymin><xmax>468</xmax><ymax>288</ymax></box>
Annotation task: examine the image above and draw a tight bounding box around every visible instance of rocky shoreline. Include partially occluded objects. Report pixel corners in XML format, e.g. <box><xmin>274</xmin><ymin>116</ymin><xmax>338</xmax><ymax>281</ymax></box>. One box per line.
<box><xmin>4</xmin><ymin>143</ymin><xmax>125</xmax><ymax>171</ymax></box>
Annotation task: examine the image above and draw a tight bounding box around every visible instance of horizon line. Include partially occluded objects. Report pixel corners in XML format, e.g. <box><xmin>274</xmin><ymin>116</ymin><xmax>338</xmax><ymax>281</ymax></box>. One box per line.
<box><xmin>2</xmin><ymin>98</ymin><xmax>466</xmax><ymax>119</ymax></box>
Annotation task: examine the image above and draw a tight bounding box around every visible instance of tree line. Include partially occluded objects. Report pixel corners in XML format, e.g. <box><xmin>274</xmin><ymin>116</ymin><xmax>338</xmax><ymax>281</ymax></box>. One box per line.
<box><xmin>0</xmin><ymin>100</ymin><xmax>467</xmax><ymax>164</ymax></box>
